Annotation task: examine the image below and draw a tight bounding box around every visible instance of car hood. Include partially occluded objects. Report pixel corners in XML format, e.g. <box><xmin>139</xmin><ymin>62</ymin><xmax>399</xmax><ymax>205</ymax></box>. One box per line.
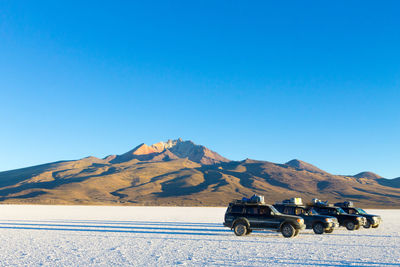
<box><xmin>309</xmin><ymin>214</ymin><xmax>336</xmax><ymax>220</ymax></box>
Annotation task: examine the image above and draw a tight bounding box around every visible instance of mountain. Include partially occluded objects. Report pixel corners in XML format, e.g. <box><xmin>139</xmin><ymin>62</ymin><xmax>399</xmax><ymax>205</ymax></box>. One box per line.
<box><xmin>285</xmin><ymin>159</ymin><xmax>327</xmax><ymax>174</ymax></box>
<box><xmin>353</xmin><ymin>171</ymin><xmax>382</xmax><ymax>179</ymax></box>
<box><xmin>110</xmin><ymin>138</ymin><xmax>229</xmax><ymax>165</ymax></box>
<box><xmin>0</xmin><ymin>138</ymin><xmax>399</xmax><ymax>208</ymax></box>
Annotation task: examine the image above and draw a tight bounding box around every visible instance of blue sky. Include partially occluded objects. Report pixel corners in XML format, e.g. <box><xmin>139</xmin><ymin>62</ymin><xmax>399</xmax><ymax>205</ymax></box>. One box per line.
<box><xmin>0</xmin><ymin>1</ymin><xmax>399</xmax><ymax>178</ymax></box>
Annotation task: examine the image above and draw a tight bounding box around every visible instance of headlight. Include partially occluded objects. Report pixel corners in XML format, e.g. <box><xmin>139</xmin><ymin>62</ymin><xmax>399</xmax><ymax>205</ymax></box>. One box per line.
<box><xmin>296</xmin><ymin>218</ymin><xmax>304</xmax><ymax>224</ymax></box>
<box><xmin>325</xmin><ymin>218</ymin><xmax>333</xmax><ymax>223</ymax></box>
<box><xmin>356</xmin><ymin>217</ymin><xmax>361</xmax><ymax>221</ymax></box>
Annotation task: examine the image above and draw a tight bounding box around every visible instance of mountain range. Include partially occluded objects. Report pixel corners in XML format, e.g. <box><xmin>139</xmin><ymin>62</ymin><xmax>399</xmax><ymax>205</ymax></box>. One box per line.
<box><xmin>0</xmin><ymin>138</ymin><xmax>399</xmax><ymax>208</ymax></box>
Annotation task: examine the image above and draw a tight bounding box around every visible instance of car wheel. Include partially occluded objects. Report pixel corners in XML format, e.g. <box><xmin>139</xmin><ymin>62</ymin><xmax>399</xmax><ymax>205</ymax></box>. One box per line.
<box><xmin>372</xmin><ymin>224</ymin><xmax>379</xmax><ymax>228</ymax></box>
<box><xmin>324</xmin><ymin>228</ymin><xmax>334</xmax><ymax>233</ymax></box>
<box><xmin>281</xmin><ymin>223</ymin><xmax>295</xmax><ymax>238</ymax></box>
<box><xmin>363</xmin><ymin>220</ymin><xmax>371</xmax><ymax>229</ymax></box>
<box><xmin>313</xmin><ymin>223</ymin><xmax>324</xmax><ymax>235</ymax></box>
<box><xmin>234</xmin><ymin>223</ymin><xmax>247</xmax><ymax>236</ymax></box>
<box><xmin>345</xmin><ymin>221</ymin><xmax>356</xmax><ymax>231</ymax></box>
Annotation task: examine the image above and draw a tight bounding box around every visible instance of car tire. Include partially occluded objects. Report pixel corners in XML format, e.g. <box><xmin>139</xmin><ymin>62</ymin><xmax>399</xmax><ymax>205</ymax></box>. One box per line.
<box><xmin>234</xmin><ymin>223</ymin><xmax>247</xmax><ymax>236</ymax></box>
<box><xmin>281</xmin><ymin>223</ymin><xmax>295</xmax><ymax>238</ymax></box>
<box><xmin>245</xmin><ymin>229</ymin><xmax>252</xmax><ymax>235</ymax></box>
<box><xmin>363</xmin><ymin>220</ymin><xmax>371</xmax><ymax>229</ymax></box>
<box><xmin>324</xmin><ymin>228</ymin><xmax>334</xmax><ymax>234</ymax></box>
<box><xmin>313</xmin><ymin>223</ymin><xmax>324</xmax><ymax>235</ymax></box>
<box><xmin>345</xmin><ymin>221</ymin><xmax>356</xmax><ymax>231</ymax></box>
<box><xmin>372</xmin><ymin>224</ymin><xmax>379</xmax><ymax>228</ymax></box>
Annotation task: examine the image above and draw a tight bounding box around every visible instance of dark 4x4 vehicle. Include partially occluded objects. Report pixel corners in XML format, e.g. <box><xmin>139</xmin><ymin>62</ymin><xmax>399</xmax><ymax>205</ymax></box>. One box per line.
<box><xmin>334</xmin><ymin>202</ymin><xmax>382</xmax><ymax>229</ymax></box>
<box><xmin>273</xmin><ymin>203</ymin><xmax>339</xmax><ymax>234</ymax></box>
<box><xmin>223</xmin><ymin>200</ymin><xmax>306</xmax><ymax>238</ymax></box>
<box><xmin>306</xmin><ymin>203</ymin><xmax>366</xmax><ymax>230</ymax></box>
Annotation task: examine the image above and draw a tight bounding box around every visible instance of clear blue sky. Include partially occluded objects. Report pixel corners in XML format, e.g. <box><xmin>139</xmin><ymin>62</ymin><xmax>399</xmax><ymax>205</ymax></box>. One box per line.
<box><xmin>1</xmin><ymin>1</ymin><xmax>399</xmax><ymax>178</ymax></box>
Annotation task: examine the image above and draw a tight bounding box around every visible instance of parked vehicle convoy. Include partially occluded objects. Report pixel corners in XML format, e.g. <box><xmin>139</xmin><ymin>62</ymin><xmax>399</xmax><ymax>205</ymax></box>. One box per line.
<box><xmin>306</xmin><ymin>199</ymin><xmax>366</xmax><ymax>230</ymax></box>
<box><xmin>334</xmin><ymin>201</ymin><xmax>382</xmax><ymax>229</ymax></box>
<box><xmin>223</xmin><ymin>196</ymin><xmax>306</xmax><ymax>238</ymax></box>
<box><xmin>273</xmin><ymin>198</ymin><xmax>339</xmax><ymax>234</ymax></box>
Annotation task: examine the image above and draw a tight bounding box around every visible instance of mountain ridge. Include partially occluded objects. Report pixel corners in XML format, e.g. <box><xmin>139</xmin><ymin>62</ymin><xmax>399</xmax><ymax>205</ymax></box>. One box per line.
<box><xmin>0</xmin><ymin>139</ymin><xmax>399</xmax><ymax>208</ymax></box>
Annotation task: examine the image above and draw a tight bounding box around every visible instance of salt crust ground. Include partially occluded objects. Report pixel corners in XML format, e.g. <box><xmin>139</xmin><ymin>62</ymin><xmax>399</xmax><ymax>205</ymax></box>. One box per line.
<box><xmin>0</xmin><ymin>205</ymin><xmax>399</xmax><ymax>266</ymax></box>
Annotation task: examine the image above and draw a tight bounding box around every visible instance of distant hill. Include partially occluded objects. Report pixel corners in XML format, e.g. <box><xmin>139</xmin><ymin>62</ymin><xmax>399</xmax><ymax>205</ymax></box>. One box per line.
<box><xmin>0</xmin><ymin>138</ymin><xmax>399</xmax><ymax>208</ymax></box>
<box><xmin>353</xmin><ymin>171</ymin><xmax>382</xmax><ymax>179</ymax></box>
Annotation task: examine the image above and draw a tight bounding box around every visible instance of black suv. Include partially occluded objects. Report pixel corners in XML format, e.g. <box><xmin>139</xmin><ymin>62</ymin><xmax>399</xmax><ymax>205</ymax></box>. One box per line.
<box><xmin>334</xmin><ymin>202</ymin><xmax>382</xmax><ymax>229</ymax></box>
<box><xmin>306</xmin><ymin>203</ymin><xmax>366</xmax><ymax>230</ymax></box>
<box><xmin>273</xmin><ymin>203</ymin><xmax>339</xmax><ymax>234</ymax></box>
<box><xmin>223</xmin><ymin>200</ymin><xmax>306</xmax><ymax>238</ymax></box>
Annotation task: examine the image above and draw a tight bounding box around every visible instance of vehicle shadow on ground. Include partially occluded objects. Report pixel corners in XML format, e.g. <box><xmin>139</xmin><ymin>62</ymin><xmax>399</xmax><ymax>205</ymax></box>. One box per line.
<box><xmin>326</xmin><ymin>232</ymin><xmax>395</xmax><ymax>238</ymax></box>
<box><xmin>0</xmin><ymin>220</ymin><xmax>231</xmax><ymax>236</ymax></box>
<box><xmin>0</xmin><ymin>220</ymin><xmax>396</xmax><ymax>247</ymax></box>
<box><xmin>0</xmin><ymin>219</ymin><xmax>221</xmax><ymax>228</ymax></box>
<box><xmin>207</xmin><ymin>257</ymin><xmax>400</xmax><ymax>266</ymax></box>
<box><xmin>300</xmin><ymin>230</ymin><xmax>395</xmax><ymax>238</ymax></box>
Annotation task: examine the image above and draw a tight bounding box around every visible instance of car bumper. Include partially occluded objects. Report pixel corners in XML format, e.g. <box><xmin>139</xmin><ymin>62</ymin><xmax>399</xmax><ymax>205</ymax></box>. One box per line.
<box><xmin>324</xmin><ymin>222</ymin><xmax>339</xmax><ymax>229</ymax></box>
<box><xmin>359</xmin><ymin>217</ymin><xmax>367</xmax><ymax>226</ymax></box>
<box><xmin>298</xmin><ymin>224</ymin><xmax>306</xmax><ymax>230</ymax></box>
<box><xmin>371</xmin><ymin>219</ymin><xmax>381</xmax><ymax>227</ymax></box>
<box><xmin>331</xmin><ymin>222</ymin><xmax>339</xmax><ymax>228</ymax></box>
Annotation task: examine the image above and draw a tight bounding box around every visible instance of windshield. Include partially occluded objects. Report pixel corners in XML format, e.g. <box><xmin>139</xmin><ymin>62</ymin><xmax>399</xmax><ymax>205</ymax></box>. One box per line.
<box><xmin>335</xmin><ymin>207</ymin><xmax>346</xmax><ymax>214</ymax></box>
<box><xmin>270</xmin><ymin>205</ymin><xmax>281</xmax><ymax>215</ymax></box>
<box><xmin>355</xmin><ymin>208</ymin><xmax>367</xmax><ymax>215</ymax></box>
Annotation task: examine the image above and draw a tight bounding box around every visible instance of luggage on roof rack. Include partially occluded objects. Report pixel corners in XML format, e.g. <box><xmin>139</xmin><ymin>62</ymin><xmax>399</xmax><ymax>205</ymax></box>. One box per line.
<box><xmin>241</xmin><ymin>194</ymin><xmax>265</xmax><ymax>204</ymax></box>
<box><xmin>278</xmin><ymin>197</ymin><xmax>303</xmax><ymax>205</ymax></box>
<box><xmin>311</xmin><ymin>198</ymin><xmax>329</xmax><ymax>206</ymax></box>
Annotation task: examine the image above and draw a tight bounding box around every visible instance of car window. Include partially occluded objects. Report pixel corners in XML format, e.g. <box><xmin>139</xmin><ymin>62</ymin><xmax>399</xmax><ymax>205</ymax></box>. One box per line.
<box><xmin>283</xmin><ymin>207</ymin><xmax>291</xmax><ymax>214</ymax></box>
<box><xmin>245</xmin><ymin>206</ymin><xmax>258</xmax><ymax>215</ymax></box>
<box><xmin>347</xmin><ymin>209</ymin><xmax>356</xmax><ymax>214</ymax></box>
<box><xmin>230</xmin><ymin>205</ymin><xmax>244</xmax><ymax>214</ymax></box>
<box><xmin>328</xmin><ymin>209</ymin><xmax>338</xmax><ymax>215</ymax></box>
<box><xmin>317</xmin><ymin>208</ymin><xmax>329</xmax><ymax>215</ymax></box>
<box><xmin>269</xmin><ymin>205</ymin><xmax>281</xmax><ymax>215</ymax></box>
<box><xmin>295</xmin><ymin>208</ymin><xmax>303</xmax><ymax>215</ymax></box>
<box><xmin>259</xmin><ymin>206</ymin><xmax>271</xmax><ymax>216</ymax></box>
<box><xmin>274</xmin><ymin>205</ymin><xmax>283</xmax><ymax>213</ymax></box>
<box><xmin>336</xmin><ymin>207</ymin><xmax>346</xmax><ymax>214</ymax></box>
<box><xmin>356</xmin><ymin>208</ymin><xmax>367</xmax><ymax>215</ymax></box>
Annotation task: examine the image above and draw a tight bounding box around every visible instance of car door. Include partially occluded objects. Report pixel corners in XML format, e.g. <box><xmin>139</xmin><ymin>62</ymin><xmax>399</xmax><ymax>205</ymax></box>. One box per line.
<box><xmin>259</xmin><ymin>206</ymin><xmax>281</xmax><ymax>229</ymax></box>
<box><xmin>346</xmin><ymin>208</ymin><xmax>357</xmax><ymax>215</ymax></box>
<box><xmin>245</xmin><ymin>206</ymin><xmax>261</xmax><ymax>228</ymax></box>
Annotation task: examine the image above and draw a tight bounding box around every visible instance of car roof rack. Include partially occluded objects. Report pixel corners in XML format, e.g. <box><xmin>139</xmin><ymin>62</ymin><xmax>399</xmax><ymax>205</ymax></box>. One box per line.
<box><xmin>334</xmin><ymin>201</ymin><xmax>354</xmax><ymax>208</ymax></box>
<box><xmin>308</xmin><ymin>198</ymin><xmax>334</xmax><ymax>207</ymax></box>
<box><xmin>275</xmin><ymin>197</ymin><xmax>303</xmax><ymax>205</ymax></box>
<box><xmin>230</xmin><ymin>199</ymin><xmax>268</xmax><ymax>205</ymax></box>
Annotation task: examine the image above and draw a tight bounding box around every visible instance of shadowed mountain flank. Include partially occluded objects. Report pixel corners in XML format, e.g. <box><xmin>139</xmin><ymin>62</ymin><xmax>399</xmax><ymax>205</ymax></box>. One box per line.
<box><xmin>0</xmin><ymin>139</ymin><xmax>399</xmax><ymax>207</ymax></box>
<box><xmin>375</xmin><ymin>177</ymin><xmax>400</xmax><ymax>188</ymax></box>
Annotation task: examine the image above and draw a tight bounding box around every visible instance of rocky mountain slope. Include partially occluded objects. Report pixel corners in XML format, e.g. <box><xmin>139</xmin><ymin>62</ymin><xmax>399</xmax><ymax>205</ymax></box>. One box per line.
<box><xmin>0</xmin><ymin>139</ymin><xmax>399</xmax><ymax>207</ymax></box>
